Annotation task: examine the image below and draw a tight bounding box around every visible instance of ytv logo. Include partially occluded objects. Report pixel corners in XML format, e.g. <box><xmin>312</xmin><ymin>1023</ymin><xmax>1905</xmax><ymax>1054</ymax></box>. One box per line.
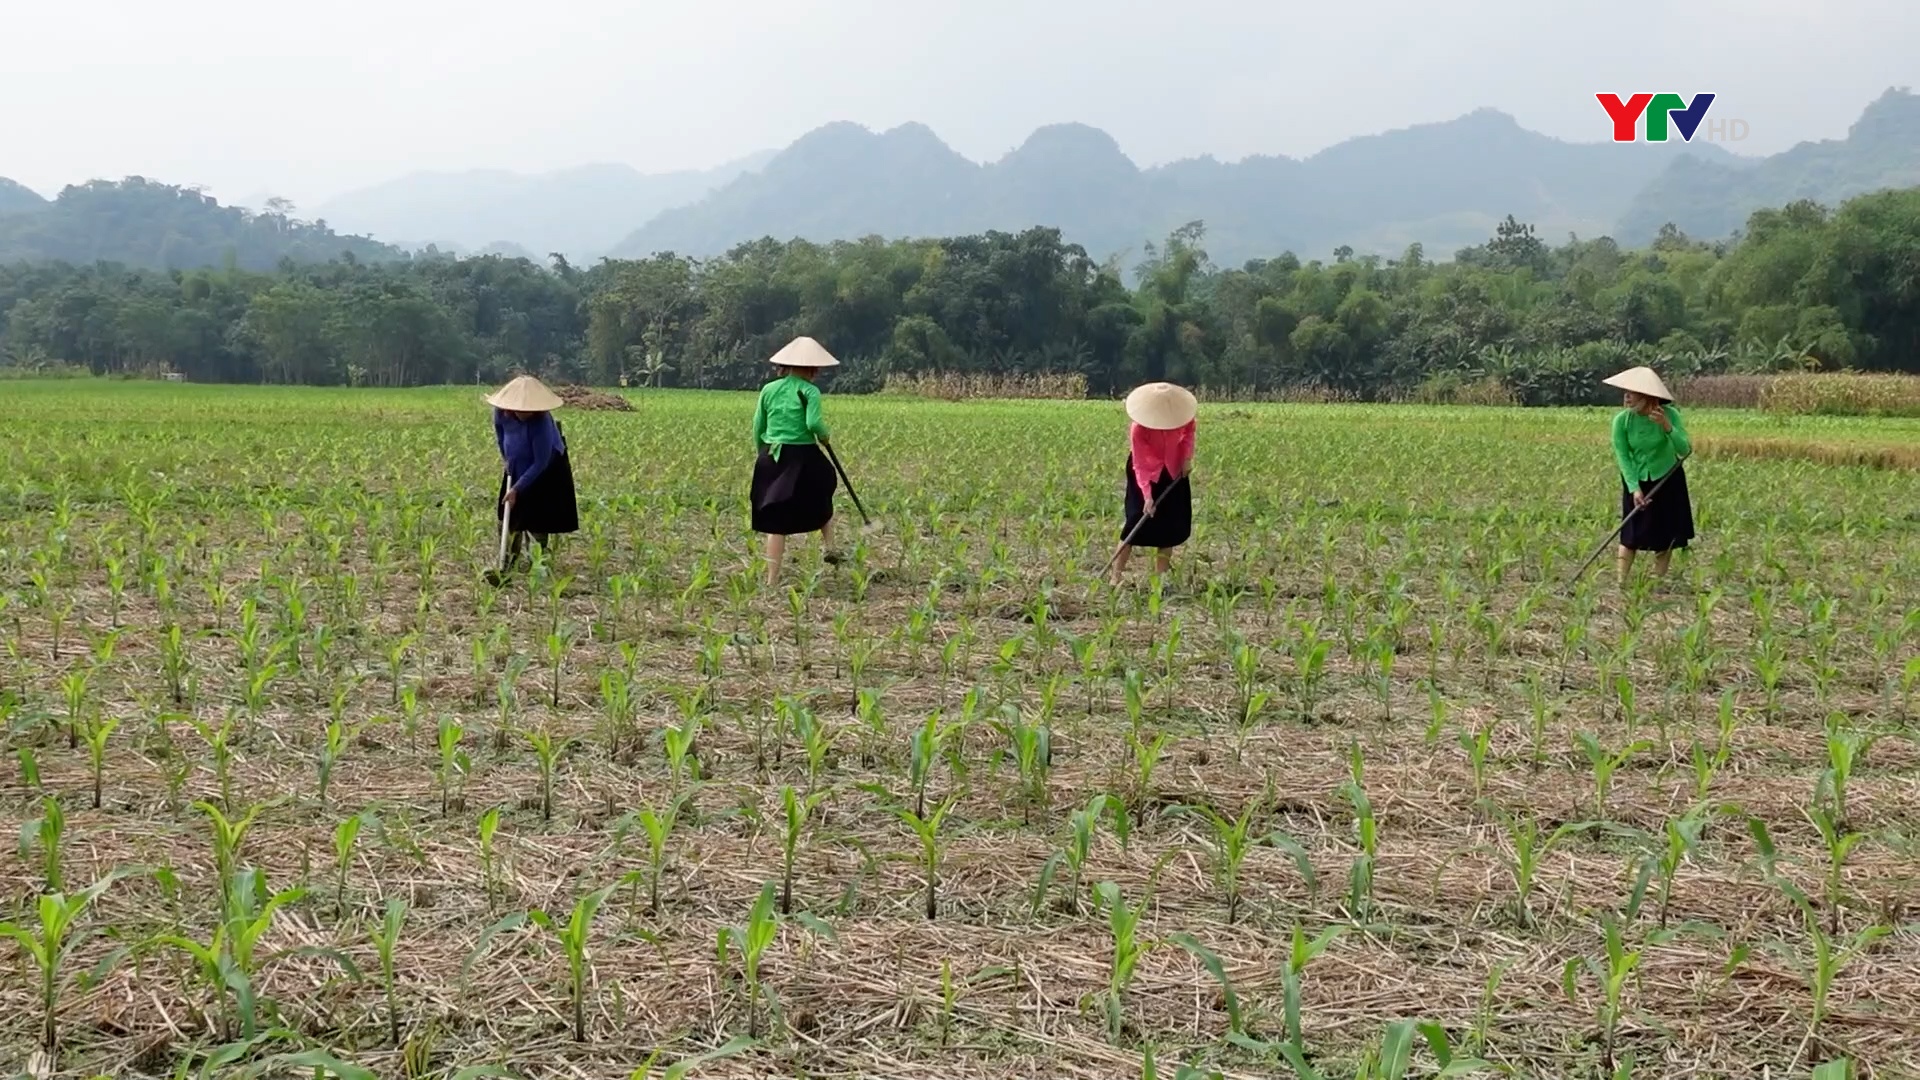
<box><xmin>1597</xmin><ymin>93</ymin><xmax>1747</xmax><ymax>143</ymax></box>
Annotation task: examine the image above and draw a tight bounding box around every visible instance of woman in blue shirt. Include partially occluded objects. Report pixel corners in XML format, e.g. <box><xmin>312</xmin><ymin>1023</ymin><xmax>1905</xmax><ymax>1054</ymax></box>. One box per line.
<box><xmin>486</xmin><ymin>375</ymin><xmax>578</xmax><ymax>567</ymax></box>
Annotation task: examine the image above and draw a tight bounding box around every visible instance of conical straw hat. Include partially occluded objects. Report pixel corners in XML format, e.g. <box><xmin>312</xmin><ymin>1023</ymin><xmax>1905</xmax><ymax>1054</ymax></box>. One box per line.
<box><xmin>1601</xmin><ymin>366</ymin><xmax>1675</xmax><ymax>402</ymax></box>
<box><xmin>484</xmin><ymin>375</ymin><xmax>564</xmax><ymax>412</ymax></box>
<box><xmin>769</xmin><ymin>336</ymin><xmax>840</xmax><ymax>368</ymax></box>
<box><xmin>1124</xmin><ymin>382</ymin><xmax>1198</xmax><ymax>429</ymax></box>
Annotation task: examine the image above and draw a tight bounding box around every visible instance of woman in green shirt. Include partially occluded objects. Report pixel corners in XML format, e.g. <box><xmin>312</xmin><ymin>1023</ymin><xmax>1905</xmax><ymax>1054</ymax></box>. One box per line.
<box><xmin>750</xmin><ymin>336</ymin><xmax>841</xmax><ymax>583</ymax></box>
<box><xmin>1604</xmin><ymin>366</ymin><xmax>1694</xmax><ymax>584</ymax></box>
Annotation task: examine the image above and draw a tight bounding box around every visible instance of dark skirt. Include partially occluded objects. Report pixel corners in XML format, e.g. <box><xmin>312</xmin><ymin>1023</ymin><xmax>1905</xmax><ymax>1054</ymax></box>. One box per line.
<box><xmin>752</xmin><ymin>442</ymin><xmax>837</xmax><ymax>535</ymax></box>
<box><xmin>496</xmin><ymin>449</ymin><xmax>579</xmax><ymax>536</ymax></box>
<box><xmin>1620</xmin><ymin>462</ymin><xmax>1694</xmax><ymax>552</ymax></box>
<box><xmin>1121</xmin><ymin>455</ymin><xmax>1192</xmax><ymax>549</ymax></box>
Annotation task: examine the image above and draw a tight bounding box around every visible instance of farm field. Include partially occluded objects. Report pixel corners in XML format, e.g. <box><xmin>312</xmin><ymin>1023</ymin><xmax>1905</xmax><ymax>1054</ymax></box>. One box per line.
<box><xmin>2</xmin><ymin>379</ymin><xmax>1919</xmax><ymax>1080</ymax></box>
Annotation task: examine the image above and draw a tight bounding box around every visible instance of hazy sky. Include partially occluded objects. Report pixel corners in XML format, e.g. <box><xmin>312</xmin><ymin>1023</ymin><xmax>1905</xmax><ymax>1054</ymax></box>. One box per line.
<box><xmin>5</xmin><ymin>0</ymin><xmax>1915</xmax><ymax>210</ymax></box>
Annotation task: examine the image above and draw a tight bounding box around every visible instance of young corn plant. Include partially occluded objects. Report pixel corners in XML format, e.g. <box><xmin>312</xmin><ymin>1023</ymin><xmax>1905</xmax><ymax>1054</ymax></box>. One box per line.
<box><xmin>1564</xmin><ymin>915</ymin><xmax>1642</xmax><ymax>1077</ymax></box>
<box><xmin>717</xmin><ymin>880</ymin><xmax>786</xmax><ymax>1038</ymax></box>
<box><xmin>196</xmin><ymin>800</ymin><xmax>265</xmax><ymax>923</ymax></box>
<box><xmin>895</xmin><ymin>794</ymin><xmax>959</xmax><ymax>920</ymax></box>
<box><xmin>1179</xmin><ymin>797</ymin><xmax>1313</xmax><ymax>925</ymax></box>
<box><xmin>373</xmin><ymin>898</ymin><xmax>408</xmax><ymax>1045</ymax></box>
<box><xmin>466</xmin><ymin>879</ymin><xmax>622</xmax><ymax>1043</ymax></box>
<box><xmin>1456</xmin><ymin>721</ymin><xmax>1494</xmax><ymax>805</ymax></box>
<box><xmin>1341</xmin><ymin>767</ymin><xmax>1378</xmax><ymax>923</ymax></box>
<box><xmin>1033</xmin><ymin>794</ymin><xmax>1110</xmax><ymax>916</ymax></box>
<box><xmin>0</xmin><ymin>872</ymin><xmax>128</xmax><ymax>1055</ymax></box>
<box><xmin>1093</xmin><ymin>880</ymin><xmax>1146</xmax><ymax>1045</ymax></box>
<box><xmin>1817</xmin><ymin>715</ymin><xmax>1871</xmax><ymax>833</ymax></box>
<box><xmin>1280</xmin><ymin>922</ymin><xmax>1346</xmax><ymax>1059</ymax></box>
<box><xmin>19</xmin><ymin>795</ymin><xmax>65</xmax><ymax>892</ymax></box>
<box><xmin>1649</xmin><ymin>808</ymin><xmax>1711</xmax><ymax>929</ymax></box>
<box><xmin>1806</xmin><ymin>807</ymin><xmax>1869</xmax><ymax>935</ymax></box>
<box><xmin>521</xmin><ymin>724</ymin><xmax>575</xmax><ymax>823</ymax></box>
<box><xmin>435</xmin><ymin>715</ymin><xmax>470</xmax><ymax>815</ymax></box>
<box><xmin>778</xmin><ymin>784</ymin><xmax>830</xmax><ymax>915</ymax></box>
<box><xmin>992</xmin><ymin>706</ymin><xmax>1052</xmax><ymax>824</ymax></box>
<box><xmin>1499</xmin><ymin>813</ymin><xmax>1591</xmax><ymax>927</ymax></box>
<box><xmin>333</xmin><ymin>811</ymin><xmax>376</xmax><ymax>918</ymax></box>
<box><xmin>1573</xmin><ymin>732</ymin><xmax>1652</xmax><ymax>820</ymax></box>
<box><xmin>478</xmin><ymin>807</ymin><xmax>504</xmax><ymax>910</ymax></box>
<box><xmin>1228</xmin><ymin>636</ymin><xmax>1272</xmax><ymax>760</ymax></box>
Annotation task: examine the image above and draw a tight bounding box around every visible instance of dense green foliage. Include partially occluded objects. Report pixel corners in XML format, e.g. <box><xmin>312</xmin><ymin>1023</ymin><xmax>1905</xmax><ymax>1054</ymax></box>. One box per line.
<box><xmin>0</xmin><ymin>178</ymin><xmax>404</xmax><ymax>271</ymax></box>
<box><xmin>3</xmin><ymin>187</ymin><xmax>1917</xmax><ymax>399</ymax></box>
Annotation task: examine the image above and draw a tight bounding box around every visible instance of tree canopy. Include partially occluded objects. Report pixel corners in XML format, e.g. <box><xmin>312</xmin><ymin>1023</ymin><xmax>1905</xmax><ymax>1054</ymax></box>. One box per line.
<box><xmin>4</xmin><ymin>188</ymin><xmax>1918</xmax><ymax>402</ymax></box>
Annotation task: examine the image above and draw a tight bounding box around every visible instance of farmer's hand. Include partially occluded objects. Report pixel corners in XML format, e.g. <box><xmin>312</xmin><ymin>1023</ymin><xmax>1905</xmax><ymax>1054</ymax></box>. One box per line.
<box><xmin>1632</xmin><ymin>490</ymin><xmax>1651</xmax><ymax>510</ymax></box>
<box><xmin>1648</xmin><ymin>408</ymin><xmax>1672</xmax><ymax>432</ymax></box>
<box><xmin>504</xmin><ymin>487</ymin><xmax>519</xmax><ymax>507</ymax></box>
<box><xmin>1143</xmin><ymin>495</ymin><xmax>1157</xmax><ymax>517</ymax></box>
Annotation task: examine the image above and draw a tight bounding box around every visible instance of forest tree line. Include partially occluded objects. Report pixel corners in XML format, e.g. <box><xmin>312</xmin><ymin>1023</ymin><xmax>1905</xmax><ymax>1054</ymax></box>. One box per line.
<box><xmin>2</xmin><ymin>187</ymin><xmax>1916</xmax><ymax>404</ymax></box>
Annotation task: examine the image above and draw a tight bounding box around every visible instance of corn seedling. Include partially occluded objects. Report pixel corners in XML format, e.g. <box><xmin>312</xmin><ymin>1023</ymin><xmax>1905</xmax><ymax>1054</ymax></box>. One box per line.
<box><xmin>19</xmin><ymin>794</ymin><xmax>65</xmax><ymax>892</ymax></box>
<box><xmin>895</xmin><ymin>794</ymin><xmax>958</xmax><ymax>920</ymax></box>
<box><xmin>466</xmin><ymin>879</ymin><xmax>621</xmax><ymax>1042</ymax></box>
<box><xmin>992</xmin><ymin>706</ymin><xmax>1052</xmax><ymax>823</ymax></box>
<box><xmin>1573</xmin><ymin>732</ymin><xmax>1652</xmax><ymax>819</ymax></box>
<box><xmin>436</xmin><ymin>715</ymin><xmax>470</xmax><ymax>815</ymax></box>
<box><xmin>1281</xmin><ymin>922</ymin><xmax>1345</xmax><ymax>1057</ymax></box>
<box><xmin>0</xmin><ymin>872</ymin><xmax>128</xmax><ymax>1054</ymax></box>
<box><xmin>1093</xmin><ymin>880</ymin><xmax>1146</xmax><ymax>1044</ymax></box>
<box><xmin>779</xmin><ymin>784</ymin><xmax>830</xmax><ymax>914</ymax></box>
<box><xmin>521</xmin><ymin>724</ymin><xmax>574</xmax><ymax>822</ymax></box>
<box><xmin>373</xmin><ymin>898</ymin><xmax>408</xmax><ymax>1045</ymax></box>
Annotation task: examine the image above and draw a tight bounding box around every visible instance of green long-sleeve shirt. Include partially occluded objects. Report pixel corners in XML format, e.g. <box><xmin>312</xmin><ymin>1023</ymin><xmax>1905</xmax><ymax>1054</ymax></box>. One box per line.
<box><xmin>751</xmin><ymin>374</ymin><xmax>830</xmax><ymax>460</ymax></box>
<box><xmin>1611</xmin><ymin>404</ymin><xmax>1691</xmax><ymax>488</ymax></box>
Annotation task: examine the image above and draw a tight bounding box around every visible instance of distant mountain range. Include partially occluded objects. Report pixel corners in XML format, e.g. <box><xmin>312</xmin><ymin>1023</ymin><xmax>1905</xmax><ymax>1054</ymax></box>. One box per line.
<box><xmin>2</xmin><ymin>89</ymin><xmax>1915</xmax><ymax>272</ymax></box>
<box><xmin>614</xmin><ymin>89</ymin><xmax>1920</xmax><ymax>265</ymax></box>
<box><xmin>306</xmin><ymin>153</ymin><xmax>776</xmax><ymax>260</ymax></box>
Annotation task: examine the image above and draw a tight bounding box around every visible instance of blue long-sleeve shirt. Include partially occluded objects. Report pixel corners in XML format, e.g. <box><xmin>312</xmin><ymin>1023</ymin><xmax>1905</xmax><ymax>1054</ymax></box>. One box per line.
<box><xmin>494</xmin><ymin>409</ymin><xmax>563</xmax><ymax>489</ymax></box>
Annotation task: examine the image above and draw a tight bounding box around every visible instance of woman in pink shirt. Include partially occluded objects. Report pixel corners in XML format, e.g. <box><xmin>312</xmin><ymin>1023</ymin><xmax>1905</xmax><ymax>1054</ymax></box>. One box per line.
<box><xmin>1111</xmin><ymin>381</ymin><xmax>1197</xmax><ymax>583</ymax></box>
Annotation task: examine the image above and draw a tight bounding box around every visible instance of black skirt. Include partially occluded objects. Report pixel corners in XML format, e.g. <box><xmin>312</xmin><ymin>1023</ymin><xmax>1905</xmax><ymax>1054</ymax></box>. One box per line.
<box><xmin>496</xmin><ymin>446</ymin><xmax>579</xmax><ymax>536</ymax></box>
<box><xmin>751</xmin><ymin>442</ymin><xmax>837</xmax><ymax>535</ymax></box>
<box><xmin>1121</xmin><ymin>455</ymin><xmax>1192</xmax><ymax>549</ymax></box>
<box><xmin>1620</xmin><ymin>462</ymin><xmax>1694</xmax><ymax>552</ymax></box>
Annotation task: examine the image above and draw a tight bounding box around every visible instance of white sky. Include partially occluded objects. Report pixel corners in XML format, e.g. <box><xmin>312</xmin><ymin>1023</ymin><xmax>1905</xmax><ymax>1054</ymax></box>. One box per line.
<box><xmin>3</xmin><ymin>0</ymin><xmax>1915</xmax><ymax>210</ymax></box>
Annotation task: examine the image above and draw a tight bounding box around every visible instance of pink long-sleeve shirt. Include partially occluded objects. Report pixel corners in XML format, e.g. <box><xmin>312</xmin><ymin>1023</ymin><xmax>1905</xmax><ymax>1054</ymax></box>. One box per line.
<box><xmin>1130</xmin><ymin>420</ymin><xmax>1195</xmax><ymax>495</ymax></box>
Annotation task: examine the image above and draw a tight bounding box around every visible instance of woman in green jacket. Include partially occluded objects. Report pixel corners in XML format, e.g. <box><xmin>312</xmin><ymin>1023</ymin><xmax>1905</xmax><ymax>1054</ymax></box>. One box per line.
<box><xmin>1604</xmin><ymin>365</ymin><xmax>1694</xmax><ymax>584</ymax></box>
<box><xmin>750</xmin><ymin>336</ymin><xmax>840</xmax><ymax>584</ymax></box>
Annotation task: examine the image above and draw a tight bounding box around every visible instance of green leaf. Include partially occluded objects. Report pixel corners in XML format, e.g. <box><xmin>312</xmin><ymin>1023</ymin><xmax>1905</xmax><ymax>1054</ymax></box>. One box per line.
<box><xmin>462</xmin><ymin>911</ymin><xmax>531</xmax><ymax>978</ymax></box>
<box><xmin>1378</xmin><ymin>1020</ymin><xmax>1416</xmax><ymax>1080</ymax></box>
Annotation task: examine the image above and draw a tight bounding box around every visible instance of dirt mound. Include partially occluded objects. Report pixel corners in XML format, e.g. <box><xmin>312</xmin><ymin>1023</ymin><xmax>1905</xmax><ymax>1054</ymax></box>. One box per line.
<box><xmin>554</xmin><ymin>385</ymin><xmax>634</xmax><ymax>412</ymax></box>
